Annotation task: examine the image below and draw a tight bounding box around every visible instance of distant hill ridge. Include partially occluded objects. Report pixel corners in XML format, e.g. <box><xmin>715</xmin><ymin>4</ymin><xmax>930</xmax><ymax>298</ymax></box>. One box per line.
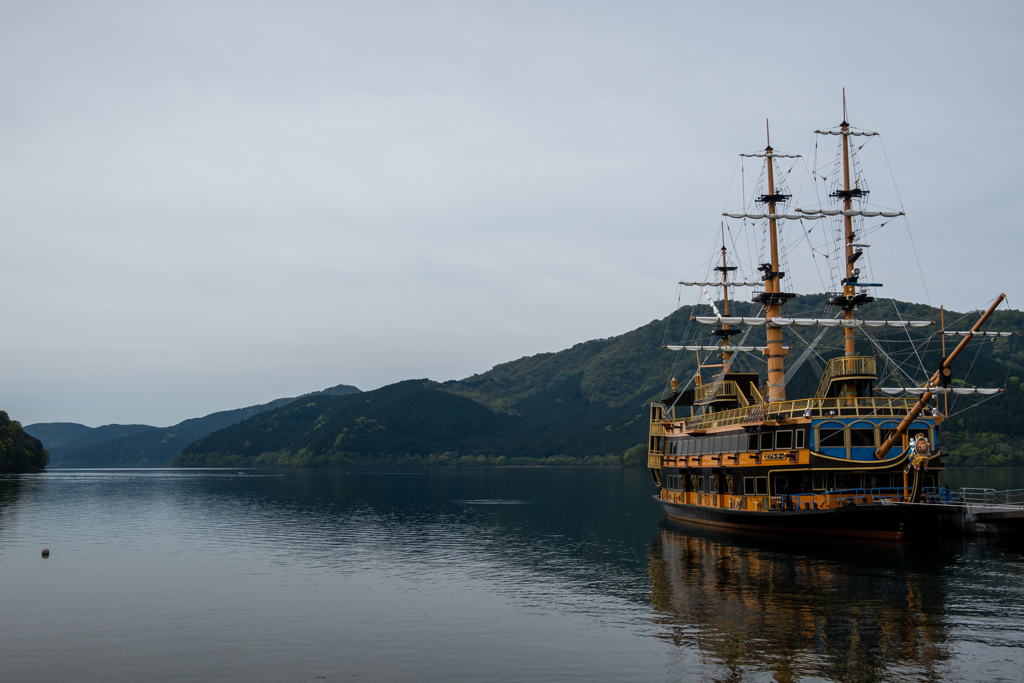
<box><xmin>174</xmin><ymin>296</ymin><xmax>1024</xmax><ymax>468</ymax></box>
<box><xmin>24</xmin><ymin>295</ymin><xmax>1024</xmax><ymax>469</ymax></box>
<box><xmin>25</xmin><ymin>383</ymin><xmax>361</xmax><ymax>468</ymax></box>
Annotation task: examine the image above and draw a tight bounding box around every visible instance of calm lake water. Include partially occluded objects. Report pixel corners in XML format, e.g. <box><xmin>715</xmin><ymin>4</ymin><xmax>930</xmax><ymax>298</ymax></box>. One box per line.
<box><xmin>1</xmin><ymin>467</ymin><xmax>1023</xmax><ymax>682</ymax></box>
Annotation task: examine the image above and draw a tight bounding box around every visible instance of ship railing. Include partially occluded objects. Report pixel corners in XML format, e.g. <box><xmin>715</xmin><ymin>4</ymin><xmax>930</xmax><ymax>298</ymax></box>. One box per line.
<box><xmin>779</xmin><ymin>493</ymin><xmax>815</xmax><ymax>510</ymax></box>
<box><xmin>677</xmin><ymin>396</ymin><xmax>929</xmax><ymax>431</ymax></box>
<box><xmin>814</xmin><ymin>356</ymin><xmax>877</xmax><ymax>398</ymax></box>
<box><xmin>869</xmin><ymin>487</ymin><xmax>911</xmax><ymax>504</ymax></box>
<box><xmin>767</xmin><ymin>488</ymin><xmax>870</xmax><ymax>511</ymax></box>
<box><xmin>693</xmin><ymin>380</ymin><xmax>750</xmax><ymax>406</ymax></box>
<box><xmin>825</xmin><ymin>488</ymin><xmax>869</xmax><ymax>507</ymax></box>
<box><xmin>920</xmin><ymin>486</ymin><xmax>955</xmax><ymax>504</ymax></box>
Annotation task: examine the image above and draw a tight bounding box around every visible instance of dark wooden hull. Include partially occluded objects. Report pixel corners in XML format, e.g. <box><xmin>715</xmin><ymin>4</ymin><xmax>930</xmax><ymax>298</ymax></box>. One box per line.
<box><xmin>655</xmin><ymin>496</ymin><xmax>953</xmax><ymax>541</ymax></box>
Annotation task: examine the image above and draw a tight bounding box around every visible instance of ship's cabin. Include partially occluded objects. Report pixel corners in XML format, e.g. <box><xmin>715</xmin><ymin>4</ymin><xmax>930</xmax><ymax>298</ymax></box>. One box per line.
<box><xmin>658</xmin><ymin>372</ymin><xmax>761</xmax><ymax>417</ymax></box>
<box><xmin>659</xmin><ymin>466</ymin><xmax>940</xmax><ymax>500</ymax></box>
<box><xmin>815</xmin><ymin>355</ymin><xmax>876</xmax><ymax>398</ymax></box>
<box><xmin>659</xmin><ymin>420</ymin><xmax>936</xmax><ymax>462</ymax></box>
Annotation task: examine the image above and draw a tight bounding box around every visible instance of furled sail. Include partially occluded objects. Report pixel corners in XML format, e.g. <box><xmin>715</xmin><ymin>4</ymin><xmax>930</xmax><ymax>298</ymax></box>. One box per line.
<box><xmin>679</xmin><ymin>281</ymin><xmax>762</xmax><ymax>287</ymax></box>
<box><xmin>794</xmin><ymin>209</ymin><xmax>904</xmax><ymax>218</ymax></box>
<box><xmin>694</xmin><ymin>316</ymin><xmax>932</xmax><ymax>328</ymax></box>
<box><xmin>738</xmin><ymin>152</ymin><xmax>802</xmax><ymax>158</ymax></box>
<box><xmin>722</xmin><ymin>212</ymin><xmax>807</xmax><ymax>220</ymax></box>
<box><xmin>814</xmin><ymin>130</ymin><xmax>879</xmax><ymax>137</ymax></box>
<box><xmin>876</xmin><ymin>387</ymin><xmax>1002</xmax><ymax>396</ymax></box>
<box><xmin>938</xmin><ymin>330</ymin><xmax>1016</xmax><ymax>337</ymax></box>
<box><xmin>722</xmin><ymin>209</ymin><xmax>902</xmax><ymax>220</ymax></box>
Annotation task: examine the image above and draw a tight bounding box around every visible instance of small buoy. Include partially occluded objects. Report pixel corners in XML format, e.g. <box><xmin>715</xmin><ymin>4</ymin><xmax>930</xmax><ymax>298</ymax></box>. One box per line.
<box><xmin>41</xmin><ymin>549</ymin><xmax>50</xmax><ymax>558</ymax></box>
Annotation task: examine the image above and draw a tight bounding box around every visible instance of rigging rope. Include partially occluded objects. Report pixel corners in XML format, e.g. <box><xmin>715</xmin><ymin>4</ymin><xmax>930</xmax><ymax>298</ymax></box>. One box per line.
<box><xmin>878</xmin><ymin>136</ymin><xmax>931</xmax><ymax>306</ymax></box>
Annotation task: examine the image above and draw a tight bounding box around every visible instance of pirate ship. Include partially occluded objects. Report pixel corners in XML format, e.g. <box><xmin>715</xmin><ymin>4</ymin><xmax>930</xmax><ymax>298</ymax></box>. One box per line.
<box><xmin>648</xmin><ymin>100</ymin><xmax>1009</xmax><ymax>540</ymax></box>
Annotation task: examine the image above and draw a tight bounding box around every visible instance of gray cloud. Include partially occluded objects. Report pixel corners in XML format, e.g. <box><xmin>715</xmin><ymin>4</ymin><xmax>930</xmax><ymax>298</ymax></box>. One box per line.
<box><xmin>1</xmin><ymin>1</ymin><xmax>1020</xmax><ymax>425</ymax></box>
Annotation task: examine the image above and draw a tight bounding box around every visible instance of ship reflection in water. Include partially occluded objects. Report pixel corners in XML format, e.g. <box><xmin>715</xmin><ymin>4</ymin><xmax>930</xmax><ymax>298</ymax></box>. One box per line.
<box><xmin>648</xmin><ymin>522</ymin><xmax>956</xmax><ymax>682</ymax></box>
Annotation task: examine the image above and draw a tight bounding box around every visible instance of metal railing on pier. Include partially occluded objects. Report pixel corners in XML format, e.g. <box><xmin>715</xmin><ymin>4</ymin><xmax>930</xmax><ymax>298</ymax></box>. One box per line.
<box><xmin>953</xmin><ymin>488</ymin><xmax>1024</xmax><ymax>507</ymax></box>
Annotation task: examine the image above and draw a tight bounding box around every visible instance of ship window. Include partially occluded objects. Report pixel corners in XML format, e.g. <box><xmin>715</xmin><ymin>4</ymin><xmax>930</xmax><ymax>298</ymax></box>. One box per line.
<box><xmin>812</xmin><ymin>473</ymin><xmax>827</xmax><ymax>491</ymax></box>
<box><xmin>850</xmin><ymin>429</ymin><xmax>875</xmax><ymax>448</ymax></box>
<box><xmin>697</xmin><ymin>476</ymin><xmax>705</xmax><ymax>492</ymax></box>
<box><xmin>775</xmin><ymin>431</ymin><xmax>793</xmax><ymax>450</ymax></box>
<box><xmin>738</xmin><ymin>434</ymin><xmax>748</xmax><ymax>451</ymax></box>
<box><xmin>714</xmin><ymin>436</ymin><xmax>722</xmax><ymax>453</ymax></box>
<box><xmin>755</xmin><ymin>476</ymin><xmax>768</xmax><ymax>495</ymax></box>
<box><xmin>818</xmin><ymin>428</ymin><xmax>846</xmax><ymax>448</ymax></box>
<box><xmin>796</xmin><ymin>430</ymin><xmax>805</xmax><ymax>449</ymax></box>
<box><xmin>743</xmin><ymin>477</ymin><xmax>755</xmax><ymax>495</ymax></box>
<box><xmin>727</xmin><ymin>434</ymin><xmax>738</xmax><ymax>453</ymax></box>
<box><xmin>761</xmin><ymin>432</ymin><xmax>775</xmax><ymax>451</ymax></box>
<box><xmin>748</xmin><ymin>433</ymin><xmax>760</xmax><ymax>451</ymax></box>
<box><xmin>773</xmin><ymin>476</ymin><xmax>789</xmax><ymax>495</ymax></box>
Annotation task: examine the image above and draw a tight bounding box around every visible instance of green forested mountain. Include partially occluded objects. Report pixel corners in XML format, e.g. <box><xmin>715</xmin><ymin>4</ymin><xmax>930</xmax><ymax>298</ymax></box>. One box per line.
<box><xmin>175</xmin><ymin>296</ymin><xmax>1023</xmax><ymax>468</ymax></box>
<box><xmin>0</xmin><ymin>411</ymin><xmax>49</xmax><ymax>472</ymax></box>
<box><xmin>27</xmin><ymin>383</ymin><xmax>361</xmax><ymax>468</ymax></box>
<box><xmin>175</xmin><ymin>377</ymin><xmax>630</xmax><ymax>467</ymax></box>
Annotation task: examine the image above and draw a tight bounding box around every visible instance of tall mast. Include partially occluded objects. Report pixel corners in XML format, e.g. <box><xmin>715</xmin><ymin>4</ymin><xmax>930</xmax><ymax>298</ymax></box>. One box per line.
<box><xmin>827</xmin><ymin>89</ymin><xmax>875</xmax><ymax>397</ymax></box>
<box><xmin>720</xmin><ymin>122</ymin><xmax>799</xmax><ymax>400</ymax></box>
<box><xmin>840</xmin><ymin>95</ymin><xmax>857</xmax><ymax>399</ymax></box>
<box><xmin>719</xmin><ymin>223</ymin><xmax>733</xmax><ymax>366</ymax></box>
<box><xmin>762</xmin><ymin>121</ymin><xmax>788</xmax><ymax>401</ymax></box>
<box><xmin>841</xmin><ymin>93</ymin><xmax>856</xmax><ymax>359</ymax></box>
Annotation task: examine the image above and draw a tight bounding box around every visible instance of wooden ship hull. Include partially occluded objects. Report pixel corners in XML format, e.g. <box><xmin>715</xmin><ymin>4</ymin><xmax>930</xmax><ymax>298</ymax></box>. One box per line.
<box><xmin>655</xmin><ymin>496</ymin><xmax>948</xmax><ymax>541</ymax></box>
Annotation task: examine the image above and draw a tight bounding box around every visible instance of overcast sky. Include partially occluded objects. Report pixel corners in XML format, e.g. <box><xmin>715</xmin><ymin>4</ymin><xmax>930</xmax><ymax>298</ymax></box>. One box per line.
<box><xmin>1</xmin><ymin>1</ymin><xmax>1021</xmax><ymax>427</ymax></box>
